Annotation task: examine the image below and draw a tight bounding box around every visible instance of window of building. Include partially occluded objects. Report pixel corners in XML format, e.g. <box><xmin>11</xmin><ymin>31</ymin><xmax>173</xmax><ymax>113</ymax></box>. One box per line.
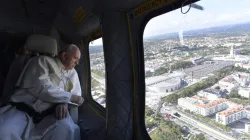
<box><xmin>143</xmin><ymin>0</ymin><xmax>250</xmax><ymax>139</ymax></box>
<box><xmin>89</xmin><ymin>38</ymin><xmax>106</xmax><ymax>108</ymax></box>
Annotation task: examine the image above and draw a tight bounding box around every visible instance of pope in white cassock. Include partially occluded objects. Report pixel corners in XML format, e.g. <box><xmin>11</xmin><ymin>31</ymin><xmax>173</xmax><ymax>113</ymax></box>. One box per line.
<box><xmin>0</xmin><ymin>44</ymin><xmax>84</xmax><ymax>140</ymax></box>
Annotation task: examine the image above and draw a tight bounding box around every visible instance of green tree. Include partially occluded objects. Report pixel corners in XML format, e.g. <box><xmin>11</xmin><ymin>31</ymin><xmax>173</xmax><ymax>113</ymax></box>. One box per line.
<box><xmin>240</xmin><ymin>49</ymin><xmax>250</xmax><ymax>55</ymax></box>
<box><xmin>215</xmin><ymin>86</ymin><xmax>220</xmax><ymax>90</ymax></box>
<box><xmin>229</xmin><ymin>98</ymin><xmax>250</xmax><ymax>105</ymax></box>
<box><xmin>162</xmin><ymin>94</ymin><xmax>179</xmax><ymax>104</ymax></box>
<box><xmin>191</xmin><ymin>133</ymin><xmax>206</xmax><ymax>140</ymax></box>
<box><xmin>233</xmin><ymin>66</ymin><xmax>249</xmax><ymax>73</ymax></box>
<box><xmin>154</xmin><ymin>67</ymin><xmax>169</xmax><ymax>76</ymax></box>
<box><xmin>145</xmin><ymin>119</ymin><xmax>156</xmax><ymax>128</ymax></box>
<box><xmin>229</xmin><ymin>92</ymin><xmax>241</xmax><ymax>98</ymax></box>
<box><xmin>92</xmin><ymin>69</ymin><xmax>105</xmax><ymax>77</ymax></box>
<box><xmin>184</xmin><ymin>109</ymin><xmax>191</xmax><ymax>114</ymax></box>
<box><xmin>145</xmin><ymin>71</ymin><xmax>153</xmax><ymax>78</ymax></box>
<box><xmin>150</xmin><ymin>118</ymin><xmax>186</xmax><ymax>139</ymax></box>
<box><xmin>145</xmin><ymin>105</ymin><xmax>154</xmax><ymax>116</ymax></box>
<box><xmin>171</xmin><ymin>61</ymin><xmax>193</xmax><ymax>70</ymax></box>
<box><xmin>145</xmin><ymin>116</ymin><xmax>162</xmax><ymax>129</ymax></box>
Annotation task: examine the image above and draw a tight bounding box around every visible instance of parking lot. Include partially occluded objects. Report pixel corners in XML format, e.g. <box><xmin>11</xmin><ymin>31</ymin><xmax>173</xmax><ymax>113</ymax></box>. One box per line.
<box><xmin>184</xmin><ymin>61</ymin><xmax>234</xmax><ymax>79</ymax></box>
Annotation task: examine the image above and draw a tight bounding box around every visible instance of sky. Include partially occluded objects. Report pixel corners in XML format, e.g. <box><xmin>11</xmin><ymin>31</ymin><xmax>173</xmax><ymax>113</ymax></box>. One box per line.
<box><xmin>90</xmin><ymin>0</ymin><xmax>250</xmax><ymax>46</ymax></box>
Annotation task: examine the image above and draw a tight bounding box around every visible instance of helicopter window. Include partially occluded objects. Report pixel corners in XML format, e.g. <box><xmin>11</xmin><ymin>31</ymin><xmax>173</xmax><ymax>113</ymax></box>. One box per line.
<box><xmin>89</xmin><ymin>38</ymin><xmax>106</xmax><ymax>108</ymax></box>
<box><xmin>143</xmin><ymin>0</ymin><xmax>250</xmax><ymax>139</ymax></box>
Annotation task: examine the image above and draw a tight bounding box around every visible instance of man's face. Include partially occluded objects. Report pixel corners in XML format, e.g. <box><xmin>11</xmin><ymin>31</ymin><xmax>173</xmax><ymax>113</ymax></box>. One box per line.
<box><xmin>62</xmin><ymin>49</ymin><xmax>81</xmax><ymax>70</ymax></box>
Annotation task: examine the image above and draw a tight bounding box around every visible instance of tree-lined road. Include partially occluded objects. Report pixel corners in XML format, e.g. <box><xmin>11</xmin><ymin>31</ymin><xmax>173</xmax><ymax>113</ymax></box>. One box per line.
<box><xmin>172</xmin><ymin>112</ymin><xmax>235</xmax><ymax>140</ymax></box>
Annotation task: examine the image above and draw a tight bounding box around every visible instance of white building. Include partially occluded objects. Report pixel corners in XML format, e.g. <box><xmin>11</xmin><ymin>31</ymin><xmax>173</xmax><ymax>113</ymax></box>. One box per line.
<box><xmin>178</xmin><ymin>97</ymin><xmax>199</xmax><ymax>113</ymax></box>
<box><xmin>238</xmin><ymin>87</ymin><xmax>250</xmax><ymax>98</ymax></box>
<box><xmin>245</xmin><ymin>123</ymin><xmax>250</xmax><ymax>134</ymax></box>
<box><xmin>195</xmin><ymin>98</ymin><xmax>228</xmax><ymax>116</ymax></box>
<box><xmin>212</xmin><ymin>55</ymin><xmax>250</xmax><ymax>62</ymax></box>
<box><xmin>145</xmin><ymin>68</ymin><xmax>155</xmax><ymax>73</ymax></box>
<box><xmin>218</xmin><ymin>76</ymin><xmax>238</xmax><ymax>92</ymax></box>
<box><xmin>146</xmin><ymin>72</ymin><xmax>185</xmax><ymax>93</ymax></box>
<box><xmin>212</xmin><ymin>84</ymin><xmax>231</xmax><ymax>94</ymax></box>
<box><xmin>217</xmin><ymin>72</ymin><xmax>250</xmax><ymax>93</ymax></box>
<box><xmin>230</xmin><ymin>46</ymin><xmax>241</xmax><ymax>57</ymax></box>
<box><xmin>235</xmin><ymin>62</ymin><xmax>250</xmax><ymax>70</ymax></box>
<box><xmin>197</xmin><ymin>89</ymin><xmax>222</xmax><ymax>100</ymax></box>
<box><xmin>244</xmin><ymin>108</ymin><xmax>250</xmax><ymax>120</ymax></box>
<box><xmin>216</xmin><ymin>106</ymin><xmax>247</xmax><ymax>125</ymax></box>
<box><xmin>178</xmin><ymin>97</ymin><xmax>228</xmax><ymax>116</ymax></box>
<box><xmin>147</xmin><ymin>77</ymin><xmax>182</xmax><ymax>93</ymax></box>
<box><xmin>212</xmin><ymin>46</ymin><xmax>250</xmax><ymax>62</ymax></box>
<box><xmin>234</xmin><ymin>73</ymin><xmax>250</xmax><ymax>87</ymax></box>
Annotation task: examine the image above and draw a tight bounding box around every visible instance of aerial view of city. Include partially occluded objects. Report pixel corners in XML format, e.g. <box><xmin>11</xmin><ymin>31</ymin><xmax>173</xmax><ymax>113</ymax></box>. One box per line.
<box><xmin>89</xmin><ymin>0</ymin><xmax>250</xmax><ymax>139</ymax></box>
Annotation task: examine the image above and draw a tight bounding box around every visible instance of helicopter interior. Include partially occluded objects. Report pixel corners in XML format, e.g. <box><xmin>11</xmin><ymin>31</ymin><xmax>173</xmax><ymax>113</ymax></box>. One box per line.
<box><xmin>0</xmin><ymin>0</ymin><xmax>200</xmax><ymax>139</ymax></box>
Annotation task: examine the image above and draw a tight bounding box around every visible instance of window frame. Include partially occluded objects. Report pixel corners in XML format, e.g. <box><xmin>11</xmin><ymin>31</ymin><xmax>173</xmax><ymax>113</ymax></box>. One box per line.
<box><xmin>136</xmin><ymin>0</ymin><xmax>200</xmax><ymax>138</ymax></box>
<box><xmin>88</xmin><ymin>38</ymin><xmax>107</xmax><ymax>110</ymax></box>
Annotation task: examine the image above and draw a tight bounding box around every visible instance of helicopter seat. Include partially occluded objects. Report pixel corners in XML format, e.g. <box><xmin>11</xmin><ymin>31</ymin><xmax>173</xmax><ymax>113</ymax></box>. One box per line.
<box><xmin>0</xmin><ymin>55</ymin><xmax>31</xmax><ymax>106</ymax></box>
<box><xmin>0</xmin><ymin>35</ymin><xmax>57</xmax><ymax>106</ymax></box>
<box><xmin>0</xmin><ymin>34</ymin><xmax>79</xmax><ymax>124</ymax></box>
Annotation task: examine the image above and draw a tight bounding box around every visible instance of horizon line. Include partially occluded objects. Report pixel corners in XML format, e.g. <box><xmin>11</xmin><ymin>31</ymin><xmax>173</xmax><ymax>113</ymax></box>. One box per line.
<box><xmin>144</xmin><ymin>21</ymin><xmax>250</xmax><ymax>39</ymax></box>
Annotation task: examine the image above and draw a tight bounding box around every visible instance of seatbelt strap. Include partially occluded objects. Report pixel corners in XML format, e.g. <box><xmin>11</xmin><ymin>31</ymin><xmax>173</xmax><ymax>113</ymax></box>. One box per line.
<box><xmin>15</xmin><ymin>57</ymin><xmax>34</xmax><ymax>87</ymax></box>
<box><xmin>10</xmin><ymin>102</ymin><xmax>56</xmax><ymax>124</ymax></box>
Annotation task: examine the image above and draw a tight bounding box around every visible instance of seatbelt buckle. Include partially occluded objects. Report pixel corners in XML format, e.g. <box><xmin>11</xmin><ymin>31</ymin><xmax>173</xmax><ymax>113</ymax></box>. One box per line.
<box><xmin>32</xmin><ymin>112</ymin><xmax>43</xmax><ymax>124</ymax></box>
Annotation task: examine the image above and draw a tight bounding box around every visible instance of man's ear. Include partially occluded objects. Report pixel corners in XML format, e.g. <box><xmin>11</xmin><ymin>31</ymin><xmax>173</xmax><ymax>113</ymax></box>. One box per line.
<box><xmin>61</xmin><ymin>52</ymin><xmax>67</xmax><ymax>59</ymax></box>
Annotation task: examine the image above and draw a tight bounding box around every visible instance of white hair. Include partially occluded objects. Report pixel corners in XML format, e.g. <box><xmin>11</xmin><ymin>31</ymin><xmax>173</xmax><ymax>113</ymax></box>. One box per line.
<box><xmin>60</xmin><ymin>44</ymin><xmax>79</xmax><ymax>54</ymax></box>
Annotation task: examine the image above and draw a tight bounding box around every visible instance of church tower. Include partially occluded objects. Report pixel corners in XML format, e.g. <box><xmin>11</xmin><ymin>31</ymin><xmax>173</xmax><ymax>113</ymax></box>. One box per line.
<box><xmin>230</xmin><ymin>46</ymin><xmax>234</xmax><ymax>57</ymax></box>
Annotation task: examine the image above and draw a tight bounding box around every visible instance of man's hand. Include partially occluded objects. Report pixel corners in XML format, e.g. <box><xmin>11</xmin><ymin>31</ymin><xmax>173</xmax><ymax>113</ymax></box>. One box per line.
<box><xmin>70</xmin><ymin>94</ymin><xmax>84</xmax><ymax>106</ymax></box>
<box><xmin>55</xmin><ymin>103</ymin><xmax>68</xmax><ymax>120</ymax></box>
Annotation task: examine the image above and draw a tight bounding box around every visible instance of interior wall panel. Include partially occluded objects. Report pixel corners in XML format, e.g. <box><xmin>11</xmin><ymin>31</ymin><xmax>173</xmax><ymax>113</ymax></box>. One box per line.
<box><xmin>102</xmin><ymin>11</ymin><xmax>135</xmax><ymax>140</ymax></box>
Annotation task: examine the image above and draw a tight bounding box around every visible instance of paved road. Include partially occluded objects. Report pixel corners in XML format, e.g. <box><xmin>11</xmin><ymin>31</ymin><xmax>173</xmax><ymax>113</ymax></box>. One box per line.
<box><xmin>172</xmin><ymin>112</ymin><xmax>235</xmax><ymax>140</ymax></box>
<box><xmin>148</xmin><ymin>125</ymin><xmax>158</xmax><ymax>134</ymax></box>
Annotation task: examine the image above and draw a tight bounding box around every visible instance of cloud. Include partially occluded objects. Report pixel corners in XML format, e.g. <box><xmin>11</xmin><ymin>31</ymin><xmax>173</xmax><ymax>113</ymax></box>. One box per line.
<box><xmin>90</xmin><ymin>38</ymin><xmax>103</xmax><ymax>46</ymax></box>
<box><xmin>144</xmin><ymin>2</ymin><xmax>250</xmax><ymax>38</ymax></box>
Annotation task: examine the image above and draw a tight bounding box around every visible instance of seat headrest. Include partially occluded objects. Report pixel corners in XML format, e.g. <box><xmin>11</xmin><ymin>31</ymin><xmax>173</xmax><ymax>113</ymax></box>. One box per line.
<box><xmin>25</xmin><ymin>35</ymin><xmax>58</xmax><ymax>55</ymax></box>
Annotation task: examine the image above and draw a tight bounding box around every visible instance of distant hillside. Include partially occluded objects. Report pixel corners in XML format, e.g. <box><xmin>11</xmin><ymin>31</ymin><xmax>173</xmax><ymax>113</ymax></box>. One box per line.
<box><xmin>185</xmin><ymin>22</ymin><xmax>250</xmax><ymax>36</ymax></box>
<box><xmin>89</xmin><ymin>45</ymin><xmax>103</xmax><ymax>54</ymax></box>
<box><xmin>144</xmin><ymin>32</ymin><xmax>179</xmax><ymax>40</ymax></box>
<box><xmin>145</xmin><ymin>22</ymin><xmax>250</xmax><ymax>40</ymax></box>
<box><xmin>89</xmin><ymin>22</ymin><xmax>250</xmax><ymax>52</ymax></box>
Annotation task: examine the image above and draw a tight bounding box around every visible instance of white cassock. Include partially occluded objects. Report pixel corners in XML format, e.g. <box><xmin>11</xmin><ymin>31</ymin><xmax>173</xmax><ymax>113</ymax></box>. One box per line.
<box><xmin>0</xmin><ymin>55</ymin><xmax>82</xmax><ymax>140</ymax></box>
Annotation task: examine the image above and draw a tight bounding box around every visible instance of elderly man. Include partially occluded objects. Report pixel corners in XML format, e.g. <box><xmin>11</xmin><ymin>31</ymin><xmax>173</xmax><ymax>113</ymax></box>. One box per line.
<box><xmin>0</xmin><ymin>44</ymin><xmax>84</xmax><ymax>140</ymax></box>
